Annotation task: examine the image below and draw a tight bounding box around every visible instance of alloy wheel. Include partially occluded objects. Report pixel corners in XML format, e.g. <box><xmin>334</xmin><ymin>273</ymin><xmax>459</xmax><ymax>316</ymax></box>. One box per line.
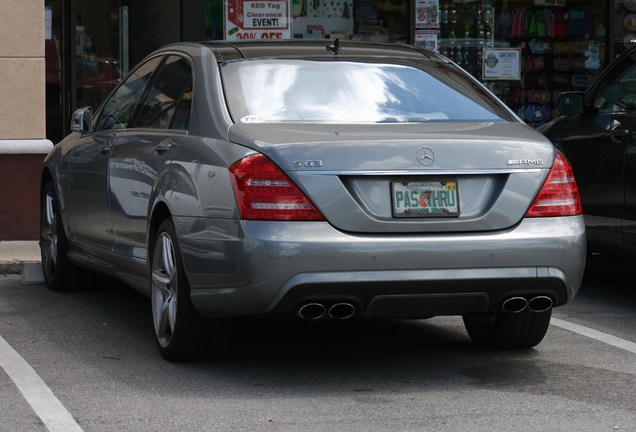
<box><xmin>151</xmin><ymin>232</ymin><xmax>178</xmax><ymax>348</ymax></box>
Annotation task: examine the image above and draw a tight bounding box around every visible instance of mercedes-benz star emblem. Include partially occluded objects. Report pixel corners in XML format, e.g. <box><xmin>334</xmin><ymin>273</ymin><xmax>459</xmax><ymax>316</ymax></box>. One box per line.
<box><xmin>416</xmin><ymin>146</ymin><xmax>435</xmax><ymax>166</ymax></box>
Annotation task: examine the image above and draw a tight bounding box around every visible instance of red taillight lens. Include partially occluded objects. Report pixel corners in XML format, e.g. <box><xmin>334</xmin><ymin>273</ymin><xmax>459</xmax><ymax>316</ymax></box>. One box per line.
<box><xmin>526</xmin><ymin>151</ymin><xmax>582</xmax><ymax>217</ymax></box>
<box><xmin>229</xmin><ymin>154</ymin><xmax>325</xmax><ymax>221</ymax></box>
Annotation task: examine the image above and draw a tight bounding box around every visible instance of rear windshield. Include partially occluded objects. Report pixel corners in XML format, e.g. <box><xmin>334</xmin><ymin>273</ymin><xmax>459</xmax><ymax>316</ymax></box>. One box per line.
<box><xmin>221</xmin><ymin>59</ymin><xmax>514</xmax><ymax>124</ymax></box>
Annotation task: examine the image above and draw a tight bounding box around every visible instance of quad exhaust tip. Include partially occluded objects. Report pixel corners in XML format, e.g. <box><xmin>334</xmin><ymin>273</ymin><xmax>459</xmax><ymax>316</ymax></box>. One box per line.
<box><xmin>298</xmin><ymin>296</ymin><xmax>552</xmax><ymax>319</ymax></box>
<box><xmin>298</xmin><ymin>302</ymin><xmax>356</xmax><ymax>320</ymax></box>
<box><xmin>528</xmin><ymin>295</ymin><xmax>553</xmax><ymax>313</ymax></box>
<box><xmin>501</xmin><ymin>295</ymin><xmax>553</xmax><ymax>314</ymax></box>
<box><xmin>502</xmin><ymin>296</ymin><xmax>528</xmax><ymax>314</ymax></box>
<box><xmin>298</xmin><ymin>303</ymin><xmax>326</xmax><ymax>320</ymax></box>
<box><xmin>328</xmin><ymin>303</ymin><xmax>356</xmax><ymax>320</ymax></box>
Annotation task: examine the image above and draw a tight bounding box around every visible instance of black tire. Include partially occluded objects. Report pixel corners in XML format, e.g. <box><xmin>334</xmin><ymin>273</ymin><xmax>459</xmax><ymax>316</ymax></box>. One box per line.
<box><xmin>40</xmin><ymin>181</ymin><xmax>77</xmax><ymax>291</ymax></box>
<box><xmin>463</xmin><ymin>308</ymin><xmax>552</xmax><ymax>350</ymax></box>
<box><xmin>150</xmin><ymin>218</ymin><xmax>232</xmax><ymax>361</ymax></box>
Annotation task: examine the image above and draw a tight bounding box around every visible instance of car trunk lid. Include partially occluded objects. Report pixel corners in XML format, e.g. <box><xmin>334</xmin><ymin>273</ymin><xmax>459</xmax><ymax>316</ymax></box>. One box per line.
<box><xmin>228</xmin><ymin>121</ymin><xmax>555</xmax><ymax>233</ymax></box>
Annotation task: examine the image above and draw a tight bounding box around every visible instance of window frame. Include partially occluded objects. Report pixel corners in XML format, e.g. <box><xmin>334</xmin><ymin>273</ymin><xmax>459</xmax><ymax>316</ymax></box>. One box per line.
<box><xmin>127</xmin><ymin>54</ymin><xmax>195</xmax><ymax>131</ymax></box>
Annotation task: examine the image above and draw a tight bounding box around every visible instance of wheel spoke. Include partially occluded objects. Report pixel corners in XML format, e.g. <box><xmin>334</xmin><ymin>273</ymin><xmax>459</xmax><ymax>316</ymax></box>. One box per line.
<box><xmin>151</xmin><ymin>268</ymin><xmax>172</xmax><ymax>294</ymax></box>
<box><xmin>167</xmin><ymin>293</ymin><xmax>177</xmax><ymax>334</ymax></box>
<box><xmin>157</xmin><ymin>293</ymin><xmax>176</xmax><ymax>342</ymax></box>
<box><xmin>45</xmin><ymin>194</ymin><xmax>55</xmax><ymax>226</ymax></box>
<box><xmin>161</xmin><ymin>234</ymin><xmax>176</xmax><ymax>275</ymax></box>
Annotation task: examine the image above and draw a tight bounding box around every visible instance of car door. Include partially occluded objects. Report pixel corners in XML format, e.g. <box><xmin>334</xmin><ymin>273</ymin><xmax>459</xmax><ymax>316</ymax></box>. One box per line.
<box><xmin>65</xmin><ymin>55</ymin><xmax>163</xmax><ymax>256</ymax></box>
<box><xmin>549</xmin><ymin>51</ymin><xmax>636</xmax><ymax>257</ymax></box>
<box><xmin>108</xmin><ymin>54</ymin><xmax>193</xmax><ymax>274</ymax></box>
<box><xmin>64</xmin><ymin>130</ymin><xmax>115</xmax><ymax>255</ymax></box>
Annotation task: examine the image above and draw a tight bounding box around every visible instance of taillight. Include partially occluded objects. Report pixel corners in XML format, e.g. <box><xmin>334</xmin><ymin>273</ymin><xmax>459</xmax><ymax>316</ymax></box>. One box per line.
<box><xmin>526</xmin><ymin>151</ymin><xmax>582</xmax><ymax>217</ymax></box>
<box><xmin>229</xmin><ymin>154</ymin><xmax>325</xmax><ymax>221</ymax></box>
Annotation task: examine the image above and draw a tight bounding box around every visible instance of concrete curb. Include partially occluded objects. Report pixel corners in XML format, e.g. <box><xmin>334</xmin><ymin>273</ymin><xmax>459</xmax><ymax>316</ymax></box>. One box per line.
<box><xmin>0</xmin><ymin>241</ymin><xmax>40</xmax><ymax>275</ymax></box>
<box><xmin>0</xmin><ymin>261</ymin><xmax>39</xmax><ymax>275</ymax></box>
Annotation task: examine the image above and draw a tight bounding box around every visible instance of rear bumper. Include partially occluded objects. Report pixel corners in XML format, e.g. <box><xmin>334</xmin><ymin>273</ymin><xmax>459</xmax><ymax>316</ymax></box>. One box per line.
<box><xmin>174</xmin><ymin>216</ymin><xmax>586</xmax><ymax>319</ymax></box>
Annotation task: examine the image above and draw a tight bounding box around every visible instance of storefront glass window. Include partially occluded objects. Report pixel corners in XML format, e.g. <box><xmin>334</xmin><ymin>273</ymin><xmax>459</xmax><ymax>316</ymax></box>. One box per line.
<box><xmin>292</xmin><ymin>0</ymin><xmax>407</xmax><ymax>42</ymax></box>
<box><xmin>74</xmin><ymin>1</ymin><xmax>125</xmax><ymax>111</ymax></box>
<box><xmin>484</xmin><ymin>1</ymin><xmax>608</xmax><ymax>126</ymax></box>
<box><xmin>206</xmin><ymin>0</ymin><xmax>407</xmax><ymax>42</ymax></box>
<box><xmin>46</xmin><ymin>0</ymin><xmax>616</xmax><ymax>140</ymax></box>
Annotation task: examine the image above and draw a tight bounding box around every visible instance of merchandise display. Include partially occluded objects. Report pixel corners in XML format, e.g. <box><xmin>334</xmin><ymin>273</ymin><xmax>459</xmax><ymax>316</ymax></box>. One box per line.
<box><xmin>414</xmin><ymin>1</ymin><xmax>607</xmax><ymax>127</ymax></box>
<box><xmin>484</xmin><ymin>2</ymin><xmax>604</xmax><ymax>127</ymax></box>
<box><xmin>438</xmin><ymin>2</ymin><xmax>495</xmax><ymax>79</ymax></box>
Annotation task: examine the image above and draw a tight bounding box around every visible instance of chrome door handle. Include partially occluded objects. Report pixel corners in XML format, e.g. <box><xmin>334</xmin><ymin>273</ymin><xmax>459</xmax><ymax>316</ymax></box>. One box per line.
<box><xmin>610</xmin><ymin>128</ymin><xmax>629</xmax><ymax>144</ymax></box>
<box><xmin>611</xmin><ymin>128</ymin><xmax>629</xmax><ymax>137</ymax></box>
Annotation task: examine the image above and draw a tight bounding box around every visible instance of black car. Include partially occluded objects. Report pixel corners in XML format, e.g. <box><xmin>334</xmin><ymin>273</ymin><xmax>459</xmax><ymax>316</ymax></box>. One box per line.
<box><xmin>539</xmin><ymin>46</ymin><xmax>636</xmax><ymax>261</ymax></box>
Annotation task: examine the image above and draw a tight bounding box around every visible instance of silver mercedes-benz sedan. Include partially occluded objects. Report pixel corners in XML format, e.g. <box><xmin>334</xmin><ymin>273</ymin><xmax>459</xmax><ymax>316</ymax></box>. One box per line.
<box><xmin>40</xmin><ymin>39</ymin><xmax>586</xmax><ymax>361</ymax></box>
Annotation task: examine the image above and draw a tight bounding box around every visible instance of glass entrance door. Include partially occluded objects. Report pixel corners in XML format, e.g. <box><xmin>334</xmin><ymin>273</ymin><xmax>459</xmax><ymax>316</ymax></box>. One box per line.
<box><xmin>44</xmin><ymin>0</ymin><xmax>128</xmax><ymax>143</ymax></box>
<box><xmin>74</xmin><ymin>0</ymin><xmax>126</xmax><ymax>112</ymax></box>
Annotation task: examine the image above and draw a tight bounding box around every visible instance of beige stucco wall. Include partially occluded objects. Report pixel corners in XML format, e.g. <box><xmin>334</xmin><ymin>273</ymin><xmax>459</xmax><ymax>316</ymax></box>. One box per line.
<box><xmin>0</xmin><ymin>0</ymin><xmax>45</xmax><ymax>139</ymax></box>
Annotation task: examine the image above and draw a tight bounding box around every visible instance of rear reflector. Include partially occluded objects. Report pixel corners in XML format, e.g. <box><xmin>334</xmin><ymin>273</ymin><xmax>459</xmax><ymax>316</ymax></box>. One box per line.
<box><xmin>230</xmin><ymin>154</ymin><xmax>325</xmax><ymax>221</ymax></box>
<box><xmin>526</xmin><ymin>151</ymin><xmax>582</xmax><ymax>217</ymax></box>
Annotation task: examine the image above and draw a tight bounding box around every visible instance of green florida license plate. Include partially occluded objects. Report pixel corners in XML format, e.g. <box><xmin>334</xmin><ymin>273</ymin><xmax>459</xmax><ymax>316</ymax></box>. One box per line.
<box><xmin>391</xmin><ymin>180</ymin><xmax>459</xmax><ymax>217</ymax></box>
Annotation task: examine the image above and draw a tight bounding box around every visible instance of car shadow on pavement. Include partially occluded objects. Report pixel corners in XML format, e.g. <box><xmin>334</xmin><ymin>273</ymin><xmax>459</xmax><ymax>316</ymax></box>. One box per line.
<box><xmin>17</xmin><ymin>270</ymin><xmax>554</xmax><ymax>385</ymax></box>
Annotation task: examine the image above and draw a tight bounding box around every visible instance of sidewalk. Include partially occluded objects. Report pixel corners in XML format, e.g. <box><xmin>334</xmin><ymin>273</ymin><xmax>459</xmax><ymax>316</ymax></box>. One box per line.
<box><xmin>0</xmin><ymin>240</ymin><xmax>40</xmax><ymax>274</ymax></box>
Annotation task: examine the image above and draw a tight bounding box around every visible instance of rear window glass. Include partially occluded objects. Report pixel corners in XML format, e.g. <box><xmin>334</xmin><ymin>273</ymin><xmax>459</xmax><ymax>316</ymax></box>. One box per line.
<box><xmin>221</xmin><ymin>59</ymin><xmax>513</xmax><ymax>124</ymax></box>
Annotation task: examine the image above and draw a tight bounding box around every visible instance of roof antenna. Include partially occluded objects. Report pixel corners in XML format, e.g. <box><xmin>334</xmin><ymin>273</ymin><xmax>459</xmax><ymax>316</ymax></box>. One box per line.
<box><xmin>326</xmin><ymin>38</ymin><xmax>341</xmax><ymax>55</ymax></box>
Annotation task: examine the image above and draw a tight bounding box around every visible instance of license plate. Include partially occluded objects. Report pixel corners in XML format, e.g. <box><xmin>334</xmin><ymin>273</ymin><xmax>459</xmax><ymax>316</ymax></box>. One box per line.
<box><xmin>392</xmin><ymin>179</ymin><xmax>459</xmax><ymax>217</ymax></box>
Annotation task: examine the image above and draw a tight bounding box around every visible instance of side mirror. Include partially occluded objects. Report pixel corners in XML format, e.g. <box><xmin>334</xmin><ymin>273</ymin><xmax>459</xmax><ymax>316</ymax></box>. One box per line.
<box><xmin>70</xmin><ymin>106</ymin><xmax>93</xmax><ymax>133</ymax></box>
<box><xmin>556</xmin><ymin>92</ymin><xmax>585</xmax><ymax>117</ymax></box>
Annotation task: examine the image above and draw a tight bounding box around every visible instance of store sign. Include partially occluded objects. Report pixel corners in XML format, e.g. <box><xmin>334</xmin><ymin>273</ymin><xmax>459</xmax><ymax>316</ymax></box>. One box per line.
<box><xmin>225</xmin><ymin>0</ymin><xmax>291</xmax><ymax>40</ymax></box>
<box><xmin>482</xmin><ymin>48</ymin><xmax>521</xmax><ymax>80</ymax></box>
<box><xmin>415</xmin><ymin>0</ymin><xmax>440</xmax><ymax>29</ymax></box>
<box><xmin>414</xmin><ymin>29</ymin><xmax>438</xmax><ymax>51</ymax></box>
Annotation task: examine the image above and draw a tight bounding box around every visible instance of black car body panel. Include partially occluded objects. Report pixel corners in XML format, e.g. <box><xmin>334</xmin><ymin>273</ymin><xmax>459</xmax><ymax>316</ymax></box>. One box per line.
<box><xmin>540</xmin><ymin>46</ymin><xmax>636</xmax><ymax>260</ymax></box>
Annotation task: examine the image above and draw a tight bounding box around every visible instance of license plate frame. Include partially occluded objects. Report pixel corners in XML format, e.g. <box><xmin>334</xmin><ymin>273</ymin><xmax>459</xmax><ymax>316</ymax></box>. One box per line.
<box><xmin>391</xmin><ymin>179</ymin><xmax>460</xmax><ymax>218</ymax></box>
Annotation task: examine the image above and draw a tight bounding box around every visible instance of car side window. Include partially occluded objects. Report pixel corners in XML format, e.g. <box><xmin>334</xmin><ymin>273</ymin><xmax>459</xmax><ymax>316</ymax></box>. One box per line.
<box><xmin>594</xmin><ymin>53</ymin><xmax>636</xmax><ymax>114</ymax></box>
<box><xmin>129</xmin><ymin>55</ymin><xmax>193</xmax><ymax>130</ymax></box>
<box><xmin>94</xmin><ymin>56</ymin><xmax>163</xmax><ymax>131</ymax></box>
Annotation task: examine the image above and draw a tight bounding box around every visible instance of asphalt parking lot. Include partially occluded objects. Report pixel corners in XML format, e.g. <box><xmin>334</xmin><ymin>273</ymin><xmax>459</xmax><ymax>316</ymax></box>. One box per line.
<box><xmin>0</xmin><ymin>255</ymin><xmax>635</xmax><ymax>432</ymax></box>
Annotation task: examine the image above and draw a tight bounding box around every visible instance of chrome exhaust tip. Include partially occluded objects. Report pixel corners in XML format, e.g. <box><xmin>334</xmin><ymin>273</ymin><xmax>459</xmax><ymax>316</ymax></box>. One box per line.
<box><xmin>328</xmin><ymin>303</ymin><xmax>356</xmax><ymax>320</ymax></box>
<box><xmin>501</xmin><ymin>296</ymin><xmax>529</xmax><ymax>314</ymax></box>
<box><xmin>298</xmin><ymin>303</ymin><xmax>326</xmax><ymax>320</ymax></box>
<box><xmin>528</xmin><ymin>296</ymin><xmax>553</xmax><ymax>313</ymax></box>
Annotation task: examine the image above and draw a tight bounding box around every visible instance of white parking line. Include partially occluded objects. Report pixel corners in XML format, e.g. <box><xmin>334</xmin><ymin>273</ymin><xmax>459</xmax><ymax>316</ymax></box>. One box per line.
<box><xmin>552</xmin><ymin>317</ymin><xmax>636</xmax><ymax>354</ymax></box>
<box><xmin>0</xmin><ymin>334</ymin><xmax>83</xmax><ymax>432</ymax></box>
